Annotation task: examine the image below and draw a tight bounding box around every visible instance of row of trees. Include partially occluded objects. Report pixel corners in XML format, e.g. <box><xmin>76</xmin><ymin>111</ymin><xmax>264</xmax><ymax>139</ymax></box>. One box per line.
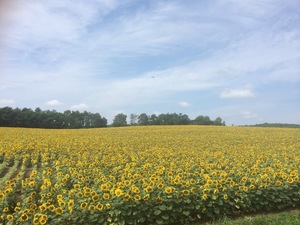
<box><xmin>0</xmin><ymin>107</ymin><xmax>225</xmax><ymax>128</ymax></box>
<box><xmin>112</xmin><ymin>113</ymin><xmax>225</xmax><ymax>127</ymax></box>
<box><xmin>0</xmin><ymin>107</ymin><xmax>107</xmax><ymax>128</ymax></box>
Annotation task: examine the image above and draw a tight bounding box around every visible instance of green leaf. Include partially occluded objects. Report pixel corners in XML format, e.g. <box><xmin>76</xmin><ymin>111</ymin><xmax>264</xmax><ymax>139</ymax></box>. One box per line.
<box><xmin>162</xmin><ymin>214</ymin><xmax>169</xmax><ymax>220</ymax></box>
<box><xmin>154</xmin><ymin>209</ymin><xmax>161</xmax><ymax>215</ymax></box>
<box><xmin>183</xmin><ymin>211</ymin><xmax>190</xmax><ymax>216</ymax></box>
<box><xmin>159</xmin><ymin>205</ymin><xmax>167</xmax><ymax>211</ymax></box>
<box><xmin>156</xmin><ymin>219</ymin><xmax>164</xmax><ymax>225</ymax></box>
<box><xmin>218</xmin><ymin>199</ymin><xmax>223</xmax><ymax>206</ymax></box>
<box><xmin>256</xmin><ymin>190</ymin><xmax>262</xmax><ymax>195</ymax></box>
<box><xmin>184</xmin><ymin>199</ymin><xmax>191</xmax><ymax>203</ymax></box>
<box><xmin>119</xmin><ymin>220</ymin><xmax>125</xmax><ymax>225</ymax></box>
<box><xmin>214</xmin><ymin>207</ymin><xmax>220</xmax><ymax>215</ymax></box>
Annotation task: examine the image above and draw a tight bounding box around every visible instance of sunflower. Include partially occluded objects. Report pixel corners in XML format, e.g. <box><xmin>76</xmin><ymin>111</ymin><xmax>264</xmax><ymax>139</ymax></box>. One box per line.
<box><xmin>68</xmin><ymin>200</ymin><xmax>74</xmax><ymax>207</ymax></box>
<box><xmin>103</xmin><ymin>193</ymin><xmax>110</xmax><ymax>200</ymax></box>
<box><xmin>182</xmin><ymin>189</ymin><xmax>190</xmax><ymax>196</ymax></box>
<box><xmin>143</xmin><ymin>194</ymin><xmax>150</xmax><ymax>201</ymax></box>
<box><xmin>89</xmin><ymin>205</ymin><xmax>96</xmax><ymax>211</ymax></box>
<box><xmin>287</xmin><ymin>177</ymin><xmax>294</xmax><ymax>184</ymax></box>
<box><xmin>58</xmin><ymin>200</ymin><xmax>65</xmax><ymax>207</ymax></box>
<box><xmin>29</xmin><ymin>181</ymin><xmax>35</xmax><ymax>187</ymax></box>
<box><xmin>100</xmin><ymin>183</ymin><xmax>109</xmax><ymax>191</ymax></box>
<box><xmin>241</xmin><ymin>177</ymin><xmax>247</xmax><ymax>183</ymax></box>
<box><xmin>115</xmin><ymin>188</ymin><xmax>123</xmax><ymax>197</ymax></box>
<box><xmin>7</xmin><ymin>214</ymin><xmax>14</xmax><ymax>221</ymax></box>
<box><xmin>190</xmin><ymin>179</ymin><xmax>196</xmax><ymax>184</ymax></box>
<box><xmin>33</xmin><ymin>217</ymin><xmax>39</xmax><ymax>225</ymax></box>
<box><xmin>157</xmin><ymin>183</ymin><xmax>164</xmax><ymax>189</ymax></box>
<box><xmin>134</xmin><ymin>195</ymin><xmax>141</xmax><ymax>201</ymax></box>
<box><xmin>92</xmin><ymin>194</ymin><xmax>100</xmax><ymax>201</ymax></box>
<box><xmin>223</xmin><ymin>194</ymin><xmax>228</xmax><ymax>200</ymax></box>
<box><xmin>39</xmin><ymin>218</ymin><xmax>47</xmax><ymax>225</ymax></box>
<box><xmin>96</xmin><ymin>203</ymin><xmax>104</xmax><ymax>211</ymax></box>
<box><xmin>55</xmin><ymin>207</ymin><xmax>64</xmax><ymax>215</ymax></box>
<box><xmin>39</xmin><ymin>204</ymin><xmax>47</xmax><ymax>212</ymax></box>
<box><xmin>47</xmin><ymin>205</ymin><xmax>55</xmax><ymax>212</ymax></box>
<box><xmin>19</xmin><ymin>214</ymin><xmax>29</xmax><ymax>222</ymax></box>
<box><xmin>164</xmin><ymin>187</ymin><xmax>173</xmax><ymax>194</ymax></box>
<box><xmin>123</xmin><ymin>194</ymin><xmax>131</xmax><ymax>201</ymax></box>
<box><xmin>80</xmin><ymin>202</ymin><xmax>88</xmax><ymax>209</ymax></box>
<box><xmin>144</xmin><ymin>186</ymin><xmax>153</xmax><ymax>193</ymax></box>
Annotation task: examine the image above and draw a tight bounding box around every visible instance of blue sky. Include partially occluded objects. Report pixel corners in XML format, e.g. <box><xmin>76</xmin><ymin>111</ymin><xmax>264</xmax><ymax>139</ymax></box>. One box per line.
<box><xmin>0</xmin><ymin>0</ymin><xmax>299</xmax><ymax>125</ymax></box>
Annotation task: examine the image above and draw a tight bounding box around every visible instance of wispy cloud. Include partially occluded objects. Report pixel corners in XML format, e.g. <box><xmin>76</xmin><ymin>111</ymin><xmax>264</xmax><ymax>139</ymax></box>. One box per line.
<box><xmin>0</xmin><ymin>99</ymin><xmax>15</xmax><ymax>106</ymax></box>
<box><xmin>241</xmin><ymin>111</ymin><xmax>259</xmax><ymax>119</ymax></box>
<box><xmin>178</xmin><ymin>101</ymin><xmax>191</xmax><ymax>107</ymax></box>
<box><xmin>220</xmin><ymin>88</ymin><xmax>255</xmax><ymax>99</ymax></box>
<box><xmin>45</xmin><ymin>99</ymin><xmax>63</xmax><ymax>106</ymax></box>
<box><xmin>70</xmin><ymin>103</ymin><xmax>89</xmax><ymax>111</ymax></box>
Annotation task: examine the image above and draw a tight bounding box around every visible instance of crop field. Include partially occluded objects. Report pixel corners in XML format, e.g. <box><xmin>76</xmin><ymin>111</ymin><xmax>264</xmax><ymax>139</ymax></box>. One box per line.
<box><xmin>0</xmin><ymin>126</ymin><xmax>299</xmax><ymax>225</ymax></box>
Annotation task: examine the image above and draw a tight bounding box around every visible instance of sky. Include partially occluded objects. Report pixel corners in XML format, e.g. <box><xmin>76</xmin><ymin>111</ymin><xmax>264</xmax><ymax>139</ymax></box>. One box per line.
<box><xmin>0</xmin><ymin>0</ymin><xmax>299</xmax><ymax>125</ymax></box>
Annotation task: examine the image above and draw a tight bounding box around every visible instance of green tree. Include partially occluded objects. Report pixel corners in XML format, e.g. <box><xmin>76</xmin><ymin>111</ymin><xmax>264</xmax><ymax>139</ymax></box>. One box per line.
<box><xmin>138</xmin><ymin>113</ymin><xmax>149</xmax><ymax>125</ymax></box>
<box><xmin>149</xmin><ymin>114</ymin><xmax>158</xmax><ymax>125</ymax></box>
<box><xmin>194</xmin><ymin>115</ymin><xmax>212</xmax><ymax>125</ymax></box>
<box><xmin>130</xmin><ymin>113</ymin><xmax>138</xmax><ymax>125</ymax></box>
<box><xmin>112</xmin><ymin>113</ymin><xmax>127</xmax><ymax>127</ymax></box>
<box><xmin>214</xmin><ymin>117</ymin><xmax>224</xmax><ymax>126</ymax></box>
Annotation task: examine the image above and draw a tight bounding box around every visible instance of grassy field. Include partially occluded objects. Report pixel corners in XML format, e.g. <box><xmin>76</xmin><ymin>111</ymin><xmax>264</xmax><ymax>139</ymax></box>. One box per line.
<box><xmin>0</xmin><ymin>126</ymin><xmax>299</xmax><ymax>224</ymax></box>
<box><xmin>206</xmin><ymin>210</ymin><xmax>300</xmax><ymax>225</ymax></box>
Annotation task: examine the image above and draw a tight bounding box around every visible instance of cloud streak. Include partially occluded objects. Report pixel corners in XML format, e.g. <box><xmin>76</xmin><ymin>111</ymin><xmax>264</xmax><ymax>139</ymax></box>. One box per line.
<box><xmin>45</xmin><ymin>100</ymin><xmax>63</xmax><ymax>106</ymax></box>
<box><xmin>220</xmin><ymin>88</ymin><xmax>255</xmax><ymax>99</ymax></box>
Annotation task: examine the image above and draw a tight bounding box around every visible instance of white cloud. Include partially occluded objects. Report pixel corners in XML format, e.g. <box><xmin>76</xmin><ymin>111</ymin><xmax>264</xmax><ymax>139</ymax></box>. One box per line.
<box><xmin>45</xmin><ymin>99</ymin><xmax>63</xmax><ymax>106</ymax></box>
<box><xmin>220</xmin><ymin>88</ymin><xmax>255</xmax><ymax>99</ymax></box>
<box><xmin>178</xmin><ymin>101</ymin><xmax>191</xmax><ymax>107</ymax></box>
<box><xmin>241</xmin><ymin>111</ymin><xmax>259</xmax><ymax>119</ymax></box>
<box><xmin>70</xmin><ymin>103</ymin><xmax>89</xmax><ymax>111</ymax></box>
<box><xmin>0</xmin><ymin>99</ymin><xmax>15</xmax><ymax>106</ymax></box>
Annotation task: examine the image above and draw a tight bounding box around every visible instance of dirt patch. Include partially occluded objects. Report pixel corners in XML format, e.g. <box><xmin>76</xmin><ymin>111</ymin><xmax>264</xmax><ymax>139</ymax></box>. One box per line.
<box><xmin>0</xmin><ymin>166</ymin><xmax>10</xmax><ymax>178</ymax></box>
<box><xmin>9</xmin><ymin>166</ymin><xmax>21</xmax><ymax>180</ymax></box>
<box><xmin>23</xmin><ymin>167</ymin><xmax>33</xmax><ymax>179</ymax></box>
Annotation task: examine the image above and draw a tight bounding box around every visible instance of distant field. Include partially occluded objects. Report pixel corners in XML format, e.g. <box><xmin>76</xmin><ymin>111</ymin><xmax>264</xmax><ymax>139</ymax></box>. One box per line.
<box><xmin>0</xmin><ymin>126</ymin><xmax>299</xmax><ymax>224</ymax></box>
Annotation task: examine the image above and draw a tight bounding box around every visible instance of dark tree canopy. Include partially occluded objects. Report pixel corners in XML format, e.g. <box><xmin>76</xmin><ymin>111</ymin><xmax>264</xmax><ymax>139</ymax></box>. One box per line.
<box><xmin>0</xmin><ymin>107</ymin><xmax>107</xmax><ymax>129</ymax></box>
<box><xmin>135</xmin><ymin>113</ymin><xmax>225</xmax><ymax>126</ymax></box>
<box><xmin>112</xmin><ymin>113</ymin><xmax>127</xmax><ymax>127</ymax></box>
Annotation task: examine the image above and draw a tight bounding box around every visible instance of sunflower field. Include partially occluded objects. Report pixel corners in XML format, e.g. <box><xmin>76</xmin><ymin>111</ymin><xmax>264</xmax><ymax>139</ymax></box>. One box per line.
<box><xmin>0</xmin><ymin>126</ymin><xmax>299</xmax><ymax>225</ymax></box>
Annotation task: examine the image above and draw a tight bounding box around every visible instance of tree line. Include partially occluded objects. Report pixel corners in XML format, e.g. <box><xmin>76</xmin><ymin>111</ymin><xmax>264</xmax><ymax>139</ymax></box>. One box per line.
<box><xmin>0</xmin><ymin>107</ymin><xmax>225</xmax><ymax>128</ymax></box>
<box><xmin>112</xmin><ymin>113</ymin><xmax>225</xmax><ymax>127</ymax></box>
<box><xmin>0</xmin><ymin>107</ymin><xmax>107</xmax><ymax>128</ymax></box>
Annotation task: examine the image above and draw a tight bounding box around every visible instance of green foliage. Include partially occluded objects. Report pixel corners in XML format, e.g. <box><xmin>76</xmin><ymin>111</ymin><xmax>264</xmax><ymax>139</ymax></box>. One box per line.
<box><xmin>136</xmin><ymin>113</ymin><xmax>225</xmax><ymax>126</ymax></box>
<box><xmin>112</xmin><ymin>113</ymin><xmax>128</xmax><ymax>127</ymax></box>
<box><xmin>0</xmin><ymin>107</ymin><xmax>107</xmax><ymax>129</ymax></box>
<box><xmin>212</xmin><ymin>210</ymin><xmax>300</xmax><ymax>225</ymax></box>
<box><xmin>244</xmin><ymin>123</ymin><xmax>300</xmax><ymax>128</ymax></box>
